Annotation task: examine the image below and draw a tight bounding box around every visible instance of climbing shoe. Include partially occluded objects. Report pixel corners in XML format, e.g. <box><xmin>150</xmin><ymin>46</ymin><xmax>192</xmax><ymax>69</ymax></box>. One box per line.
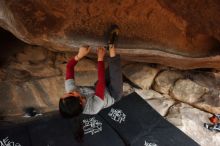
<box><xmin>108</xmin><ymin>24</ymin><xmax>119</xmax><ymax>45</ymax></box>
<box><xmin>106</xmin><ymin>24</ymin><xmax>119</xmax><ymax>50</ymax></box>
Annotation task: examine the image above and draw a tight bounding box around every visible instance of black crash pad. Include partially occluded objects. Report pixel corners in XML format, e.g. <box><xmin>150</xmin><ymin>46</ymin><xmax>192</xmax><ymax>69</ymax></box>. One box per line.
<box><xmin>99</xmin><ymin>92</ymin><xmax>199</xmax><ymax>146</ymax></box>
<box><xmin>0</xmin><ymin>92</ymin><xmax>199</xmax><ymax>146</ymax></box>
<box><xmin>0</xmin><ymin>125</ymin><xmax>31</xmax><ymax>146</ymax></box>
<box><xmin>28</xmin><ymin>115</ymin><xmax>79</xmax><ymax>146</ymax></box>
<box><xmin>0</xmin><ymin>115</ymin><xmax>125</xmax><ymax>146</ymax></box>
<box><xmin>79</xmin><ymin>114</ymin><xmax>125</xmax><ymax>146</ymax></box>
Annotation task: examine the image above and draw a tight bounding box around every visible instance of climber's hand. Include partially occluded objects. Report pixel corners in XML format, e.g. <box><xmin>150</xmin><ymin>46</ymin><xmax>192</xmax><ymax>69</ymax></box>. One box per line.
<box><xmin>97</xmin><ymin>47</ymin><xmax>106</xmax><ymax>61</ymax></box>
<box><xmin>75</xmin><ymin>45</ymin><xmax>91</xmax><ymax>61</ymax></box>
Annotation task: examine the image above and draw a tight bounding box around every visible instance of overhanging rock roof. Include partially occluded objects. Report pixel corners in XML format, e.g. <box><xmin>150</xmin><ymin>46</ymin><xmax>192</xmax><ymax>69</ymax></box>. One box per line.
<box><xmin>0</xmin><ymin>0</ymin><xmax>220</xmax><ymax>69</ymax></box>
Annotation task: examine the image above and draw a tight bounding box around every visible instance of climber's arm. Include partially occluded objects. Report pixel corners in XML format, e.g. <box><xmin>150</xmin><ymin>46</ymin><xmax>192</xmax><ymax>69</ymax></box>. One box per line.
<box><xmin>65</xmin><ymin>46</ymin><xmax>91</xmax><ymax>92</ymax></box>
<box><xmin>95</xmin><ymin>48</ymin><xmax>106</xmax><ymax>100</ymax></box>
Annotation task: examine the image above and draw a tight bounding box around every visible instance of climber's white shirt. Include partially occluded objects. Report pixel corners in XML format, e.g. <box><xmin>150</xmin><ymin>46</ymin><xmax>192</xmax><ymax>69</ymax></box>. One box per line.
<box><xmin>65</xmin><ymin>79</ymin><xmax>115</xmax><ymax>115</ymax></box>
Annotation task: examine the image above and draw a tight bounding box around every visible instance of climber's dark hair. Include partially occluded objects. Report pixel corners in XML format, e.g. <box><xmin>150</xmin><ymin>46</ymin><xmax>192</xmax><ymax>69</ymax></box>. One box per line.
<box><xmin>59</xmin><ymin>96</ymin><xmax>83</xmax><ymax>118</ymax></box>
<box><xmin>59</xmin><ymin>96</ymin><xmax>84</xmax><ymax>142</ymax></box>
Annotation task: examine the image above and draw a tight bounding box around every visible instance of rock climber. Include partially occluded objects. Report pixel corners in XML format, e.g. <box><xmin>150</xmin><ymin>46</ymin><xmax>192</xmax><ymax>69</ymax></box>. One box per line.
<box><xmin>59</xmin><ymin>25</ymin><xmax>123</xmax><ymax>118</ymax></box>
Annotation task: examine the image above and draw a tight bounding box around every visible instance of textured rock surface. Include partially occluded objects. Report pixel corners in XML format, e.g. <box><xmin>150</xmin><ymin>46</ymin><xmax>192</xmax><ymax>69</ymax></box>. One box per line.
<box><xmin>0</xmin><ymin>44</ymin><xmax>98</xmax><ymax>117</ymax></box>
<box><xmin>166</xmin><ymin>103</ymin><xmax>220</xmax><ymax>146</ymax></box>
<box><xmin>1</xmin><ymin>0</ymin><xmax>220</xmax><ymax>69</ymax></box>
<box><xmin>170</xmin><ymin>78</ymin><xmax>220</xmax><ymax>113</ymax></box>
<box><xmin>0</xmin><ymin>77</ymin><xmax>64</xmax><ymax>116</ymax></box>
<box><xmin>123</xmin><ymin>63</ymin><xmax>159</xmax><ymax>89</ymax></box>
<box><xmin>153</xmin><ymin>70</ymin><xmax>184</xmax><ymax>94</ymax></box>
<box><xmin>122</xmin><ymin>82</ymin><xmax>135</xmax><ymax>96</ymax></box>
<box><xmin>135</xmin><ymin>89</ymin><xmax>220</xmax><ymax>146</ymax></box>
<box><xmin>171</xmin><ymin>79</ymin><xmax>209</xmax><ymax>103</ymax></box>
<box><xmin>135</xmin><ymin>89</ymin><xmax>175</xmax><ymax>116</ymax></box>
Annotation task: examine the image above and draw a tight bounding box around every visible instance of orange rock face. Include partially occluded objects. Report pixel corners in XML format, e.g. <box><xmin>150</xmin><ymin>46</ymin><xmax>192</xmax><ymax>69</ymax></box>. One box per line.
<box><xmin>0</xmin><ymin>0</ymin><xmax>220</xmax><ymax>69</ymax></box>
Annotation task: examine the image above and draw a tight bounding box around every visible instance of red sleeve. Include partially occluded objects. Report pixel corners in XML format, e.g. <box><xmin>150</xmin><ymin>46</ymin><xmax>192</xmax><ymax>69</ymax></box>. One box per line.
<box><xmin>95</xmin><ymin>61</ymin><xmax>106</xmax><ymax>100</ymax></box>
<box><xmin>66</xmin><ymin>57</ymin><xmax>78</xmax><ymax>80</ymax></box>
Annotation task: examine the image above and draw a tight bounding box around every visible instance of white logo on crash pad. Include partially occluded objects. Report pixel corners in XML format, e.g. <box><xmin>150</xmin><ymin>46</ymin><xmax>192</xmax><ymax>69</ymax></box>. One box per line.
<box><xmin>144</xmin><ymin>141</ymin><xmax>158</xmax><ymax>146</ymax></box>
<box><xmin>108</xmin><ymin>108</ymin><xmax>126</xmax><ymax>123</ymax></box>
<box><xmin>83</xmin><ymin>117</ymin><xmax>102</xmax><ymax>135</ymax></box>
<box><xmin>0</xmin><ymin>137</ymin><xmax>21</xmax><ymax>146</ymax></box>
